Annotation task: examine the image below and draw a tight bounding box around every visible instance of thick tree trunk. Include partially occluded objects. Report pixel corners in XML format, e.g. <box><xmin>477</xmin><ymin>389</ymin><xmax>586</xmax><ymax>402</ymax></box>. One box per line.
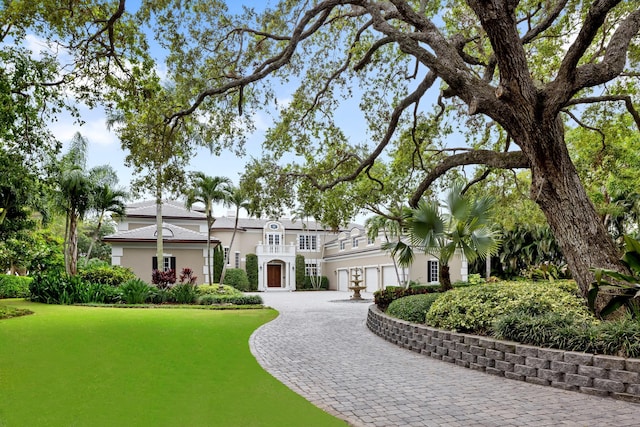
<box><xmin>516</xmin><ymin>117</ymin><xmax>624</xmax><ymax>302</ymax></box>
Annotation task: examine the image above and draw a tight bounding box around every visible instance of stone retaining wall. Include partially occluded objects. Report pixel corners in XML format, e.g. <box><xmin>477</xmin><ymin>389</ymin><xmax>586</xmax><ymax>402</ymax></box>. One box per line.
<box><xmin>367</xmin><ymin>305</ymin><xmax>640</xmax><ymax>403</ymax></box>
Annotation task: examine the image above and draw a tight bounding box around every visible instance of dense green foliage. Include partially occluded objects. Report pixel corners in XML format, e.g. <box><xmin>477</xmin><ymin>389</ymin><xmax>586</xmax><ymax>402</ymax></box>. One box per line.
<box><xmin>295</xmin><ymin>254</ymin><xmax>305</xmax><ymax>288</ymax></box>
<box><xmin>374</xmin><ymin>286</ymin><xmax>436</xmax><ymax>311</ymax></box>
<box><xmin>0</xmin><ymin>275</ymin><xmax>32</xmax><ymax>298</ymax></box>
<box><xmin>77</xmin><ymin>265</ymin><xmax>135</xmax><ymax>287</ymax></box>
<box><xmin>425</xmin><ymin>281</ymin><xmax>591</xmax><ymax>333</ymax></box>
<box><xmin>245</xmin><ymin>253</ymin><xmax>258</xmax><ymax>290</ymax></box>
<box><xmin>494</xmin><ymin>312</ymin><xmax>640</xmax><ymax>358</ymax></box>
<box><xmin>590</xmin><ymin>236</ymin><xmax>640</xmax><ymax>318</ymax></box>
<box><xmin>387</xmin><ymin>294</ymin><xmax>441</xmax><ymax>324</ymax></box>
<box><xmin>198</xmin><ymin>294</ymin><xmax>263</xmax><ymax>306</ymax></box>
<box><xmin>171</xmin><ymin>282</ymin><xmax>199</xmax><ymax>304</ymax></box>
<box><xmin>213</xmin><ymin>245</ymin><xmax>224</xmax><ymax>284</ymax></box>
<box><xmin>222</xmin><ymin>268</ymin><xmax>250</xmax><ymax>291</ymax></box>
<box><xmin>119</xmin><ymin>278</ymin><xmax>153</xmax><ymax>304</ymax></box>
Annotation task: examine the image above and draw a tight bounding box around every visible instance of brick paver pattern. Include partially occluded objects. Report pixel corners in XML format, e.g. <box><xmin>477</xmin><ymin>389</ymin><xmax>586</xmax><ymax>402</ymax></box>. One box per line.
<box><xmin>249</xmin><ymin>291</ymin><xmax>640</xmax><ymax>426</ymax></box>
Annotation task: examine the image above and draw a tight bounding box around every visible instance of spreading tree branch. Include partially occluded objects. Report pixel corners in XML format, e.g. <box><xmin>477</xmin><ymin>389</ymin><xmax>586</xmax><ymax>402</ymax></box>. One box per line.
<box><xmin>410</xmin><ymin>150</ymin><xmax>530</xmax><ymax>207</ymax></box>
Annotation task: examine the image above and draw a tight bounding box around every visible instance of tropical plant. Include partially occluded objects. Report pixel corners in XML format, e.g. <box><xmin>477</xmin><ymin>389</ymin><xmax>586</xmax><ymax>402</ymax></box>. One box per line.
<box><xmin>185</xmin><ymin>173</ymin><xmax>231</xmax><ymax>285</ymax></box>
<box><xmin>85</xmin><ymin>184</ymin><xmax>127</xmax><ymax>259</ymax></box>
<box><xmin>119</xmin><ymin>278</ymin><xmax>152</xmax><ymax>305</ymax></box>
<box><xmin>151</xmin><ymin>269</ymin><xmax>176</xmax><ymax>290</ymax></box>
<box><xmin>590</xmin><ymin>236</ymin><xmax>640</xmax><ymax>319</ymax></box>
<box><xmin>399</xmin><ymin>185</ymin><xmax>500</xmax><ymax>291</ymax></box>
<box><xmin>218</xmin><ymin>185</ymin><xmax>252</xmax><ymax>285</ymax></box>
<box><xmin>295</xmin><ymin>255</ymin><xmax>305</xmax><ymax>289</ymax></box>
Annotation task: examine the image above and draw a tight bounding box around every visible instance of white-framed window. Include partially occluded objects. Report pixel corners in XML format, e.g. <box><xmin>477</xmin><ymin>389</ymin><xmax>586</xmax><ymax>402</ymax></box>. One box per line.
<box><xmin>305</xmin><ymin>262</ymin><xmax>318</xmax><ymax>276</ymax></box>
<box><xmin>152</xmin><ymin>256</ymin><xmax>175</xmax><ymax>272</ymax></box>
<box><xmin>267</xmin><ymin>233</ymin><xmax>281</xmax><ymax>246</ymax></box>
<box><xmin>224</xmin><ymin>247</ymin><xmax>230</xmax><ymax>265</ymax></box>
<box><xmin>352</xmin><ymin>237</ymin><xmax>359</xmax><ymax>248</ymax></box>
<box><xmin>427</xmin><ymin>260</ymin><xmax>439</xmax><ymax>283</ymax></box>
<box><xmin>298</xmin><ymin>234</ymin><xmax>318</xmax><ymax>251</ymax></box>
<box><xmin>340</xmin><ymin>240</ymin><xmax>346</xmax><ymax>251</ymax></box>
<box><xmin>235</xmin><ymin>251</ymin><xmax>240</xmax><ymax>269</ymax></box>
<box><xmin>367</xmin><ymin>235</ymin><xmax>375</xmax><ymax>245</ymax></box>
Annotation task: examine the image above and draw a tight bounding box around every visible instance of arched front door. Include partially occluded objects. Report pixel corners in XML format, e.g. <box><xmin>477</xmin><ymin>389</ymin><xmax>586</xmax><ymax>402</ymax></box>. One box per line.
<box><xmin>267</xmin><ymin>264</ymin><xmax>282</xmax><ymax>287</ymax></box>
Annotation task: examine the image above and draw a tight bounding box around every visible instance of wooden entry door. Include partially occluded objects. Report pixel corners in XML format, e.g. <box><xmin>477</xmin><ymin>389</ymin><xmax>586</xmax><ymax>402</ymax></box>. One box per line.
<box><xmin>267</xmin><ymin>264</ymin><xmax>282</xmax><ymax>287</ymax></box>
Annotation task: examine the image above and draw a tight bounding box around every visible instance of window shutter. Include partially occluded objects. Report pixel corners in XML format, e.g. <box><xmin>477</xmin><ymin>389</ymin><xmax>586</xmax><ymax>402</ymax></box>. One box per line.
<box><xmin>170</xmin><ymin>257</ymin><xmax>176</xmax><ymax>271</ymax></box>
<box><xmin>152</xmin><ymin>256</ymin><xmax>158</xmax><ymax>270</ymax></box>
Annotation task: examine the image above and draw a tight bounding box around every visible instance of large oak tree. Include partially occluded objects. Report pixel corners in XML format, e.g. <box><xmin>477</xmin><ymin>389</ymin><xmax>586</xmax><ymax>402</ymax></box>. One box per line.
<box><xmin>145</xmin><ymin>0</ymin><xmax>640</xmax><ymax>307</ymax></box>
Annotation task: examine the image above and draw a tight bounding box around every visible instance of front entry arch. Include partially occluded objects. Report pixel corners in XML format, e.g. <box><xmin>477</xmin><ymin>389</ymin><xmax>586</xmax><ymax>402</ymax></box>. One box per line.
<box><xmin>267</xmin><ymin>264</ymin><xmax>282</xmax><ymax>287</ymax></box>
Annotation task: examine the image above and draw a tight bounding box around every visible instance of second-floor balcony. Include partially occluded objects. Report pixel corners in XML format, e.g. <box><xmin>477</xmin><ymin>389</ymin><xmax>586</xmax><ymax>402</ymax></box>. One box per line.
<box><xmin>256</xmin><ymin>243</ymin><xmax>296</xmax><ymax>256</ymax></box>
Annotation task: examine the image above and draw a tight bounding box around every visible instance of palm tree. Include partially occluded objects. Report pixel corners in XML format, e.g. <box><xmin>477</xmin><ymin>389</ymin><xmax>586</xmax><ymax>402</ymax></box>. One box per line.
<box><xmin>60</xmin><ymin>166</ymin><xmax>94</xmax><ymax>275</ymax></box>
<box><xmin>185</xmin><ymin>173</ymin><xmax>231</xmax><ymax>285</ymax></box>
<box><xmin>402</xmin><ymin>185</ymin><xmax>500</xmax><ymax>291</ymax></box>
<box><xmin>85</xmin><ymin>184</ymin><xmax>127</xmax><ymax>259</ymax></box>
<box><xmin>218</xmin><ymin>185</ymin><xmax>252</xmax><ymax>285</ymax></box>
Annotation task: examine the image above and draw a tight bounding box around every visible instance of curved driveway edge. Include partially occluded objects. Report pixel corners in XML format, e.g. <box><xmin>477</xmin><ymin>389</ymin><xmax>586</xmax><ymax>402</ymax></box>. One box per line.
<box><xmin>249</xmin><ymin>291</ymin><xmax>640</xmax><ymax>426</ymax></box>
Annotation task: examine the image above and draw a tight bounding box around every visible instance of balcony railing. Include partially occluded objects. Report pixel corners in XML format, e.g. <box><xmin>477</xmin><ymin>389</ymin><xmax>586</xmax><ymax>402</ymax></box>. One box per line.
<box><xmin>256</xmin><ymin>243</ymin><xmax>296</xmax><ymax>256</ymax></box>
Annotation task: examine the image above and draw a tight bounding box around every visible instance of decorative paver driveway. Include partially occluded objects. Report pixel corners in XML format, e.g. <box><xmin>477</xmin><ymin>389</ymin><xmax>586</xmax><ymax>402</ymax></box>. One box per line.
<box><xmin>250</xmin><ymin>291</ymin><xmax>640</xmax><ymax>426</ymax></box>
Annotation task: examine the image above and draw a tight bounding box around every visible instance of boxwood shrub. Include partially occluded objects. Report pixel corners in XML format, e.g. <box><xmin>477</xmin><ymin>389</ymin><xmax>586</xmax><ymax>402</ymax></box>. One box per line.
<box><xmin>222</xmin><ymin>268</ymin><xmax>250</xmax><ymax>291</ymax></box>
<box><xmin>78</xmin><ymin>265</ymin><xmax>135</xmax><ymax>287</ymax></box>
<box><xmin>0</xmin><ymin>275</ymin><xmax>32</xmax><ymax>298</ymax></box>
<box><xmin>425</xmin><ymin>281</ymin><xmax>591</xmax><ymax>333</ymax></box>
<box><xmin>387</xmin><ymin>293</ymin><xmax>441</xmax><ymax>323</ymax></box>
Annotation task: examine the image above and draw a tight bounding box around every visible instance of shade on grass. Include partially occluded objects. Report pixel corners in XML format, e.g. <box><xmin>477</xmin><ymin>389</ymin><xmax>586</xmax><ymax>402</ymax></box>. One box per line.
<box><xmin>0</xmin><ymin>300</ymin><xmax>345</xmax><ymax>427</ymax></box>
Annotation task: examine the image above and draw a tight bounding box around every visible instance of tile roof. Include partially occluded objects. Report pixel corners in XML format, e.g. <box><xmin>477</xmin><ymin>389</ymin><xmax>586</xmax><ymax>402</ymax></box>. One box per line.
<box><xmin>104</xmin><ymin>222</ymin><xmax>217</xmax><ymax>243</ymax></box>
<box><xmin>124</xmin><ymin>200</ymin><xmax>207</xmax><ymax>220</ymax></box>
<box><xmin>211</xmin><ymin>216</ymin><xmax>363</xmax><ymax>232</ymax></box>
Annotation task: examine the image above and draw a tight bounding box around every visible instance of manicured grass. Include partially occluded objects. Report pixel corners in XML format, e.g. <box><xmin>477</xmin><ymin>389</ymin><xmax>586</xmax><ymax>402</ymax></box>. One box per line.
<box><xmin>0</xmin><ymin>300</ymin><xmax>345</xmax><ymax>427</ymax></box>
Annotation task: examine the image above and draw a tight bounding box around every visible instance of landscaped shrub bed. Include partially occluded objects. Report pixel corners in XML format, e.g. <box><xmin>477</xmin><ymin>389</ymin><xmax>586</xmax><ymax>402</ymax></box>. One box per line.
<box><xmin>29</xmin><ymin>272</ymin><xmax>263</xmax><ymax>306</ymax></box>
<box><xmin>374</xmin><ymin>286</ymin><xmax>436</xmax><ymax>311</ymax></box>
<box><xmin>0</xmin><ymin>274</ymin><xmax>32</xmax><ymax>298</ymax></box>
<box><xmin>425</xmin><ymin>280</ymin><xmax>590</xmax><ymax>333</ymax></box>
<box><xmin>386</xmin><ymin>293</ymin><xmax>441</xmax><ymax>323</ymax></box>
<box><xmin>494</xmin><ymin>311</ymin><xmax>640</xmax><ymax>358</ymax></box>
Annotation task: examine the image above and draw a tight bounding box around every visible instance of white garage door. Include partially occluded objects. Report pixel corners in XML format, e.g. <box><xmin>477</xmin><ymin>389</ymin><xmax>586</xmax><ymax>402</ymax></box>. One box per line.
<box><xmin>365</xmin><ymin>267</ymin><xmax>379</xmax><ymax>293</ymax></box>
<box><xmin>381</xmin><ymin>265</ymin><xmax>398</xmax><ymax>287</ymax></box>
<box><xmin>338</xmin><ymin>269</ymin><xmax>349</xmax><ymax>291</ymax></box>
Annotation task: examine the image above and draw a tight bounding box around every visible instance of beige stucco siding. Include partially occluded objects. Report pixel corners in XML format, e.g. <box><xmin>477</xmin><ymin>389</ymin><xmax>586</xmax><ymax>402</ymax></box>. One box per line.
<box><xmin>117</xmin><ymin>245</ymin><xmax>206</xmax><ymax>284</ymax></box>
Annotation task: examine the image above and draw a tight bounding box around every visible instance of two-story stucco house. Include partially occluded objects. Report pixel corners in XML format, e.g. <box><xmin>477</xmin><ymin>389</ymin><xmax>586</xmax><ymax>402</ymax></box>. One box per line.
<box><xmin>104</xmin><ymin>200</ymin><xmax>468</xmax><ymax>290</ymax></box>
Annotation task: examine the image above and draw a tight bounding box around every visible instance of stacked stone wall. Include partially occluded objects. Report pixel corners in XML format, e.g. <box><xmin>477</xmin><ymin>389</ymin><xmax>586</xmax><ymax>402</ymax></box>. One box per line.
<box><xmin>367</xmin><ymin>305</ymin><xmax>640</xmax><ymax>402</ymax></box>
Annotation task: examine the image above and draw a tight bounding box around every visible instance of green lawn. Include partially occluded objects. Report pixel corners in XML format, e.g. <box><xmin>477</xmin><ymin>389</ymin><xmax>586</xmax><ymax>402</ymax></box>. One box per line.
<box><xmin>0</xmin><ymin>300</ymin><xmax>345</xmax><ymax>427</ymax></box>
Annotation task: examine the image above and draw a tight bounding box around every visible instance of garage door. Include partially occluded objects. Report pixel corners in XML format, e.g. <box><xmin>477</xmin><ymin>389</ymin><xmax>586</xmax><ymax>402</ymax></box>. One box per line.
<box><xmin>383</xmin><ymin>265</ymin><xmax>405</xmax><ymax>288</ymax></box>
<box><xmin>365</xmin><ymin>267</ymin><xmax>379</xmax><ymax>293</ymax></box>
<box><xmin>338</xmin><ymin>269</ymin><xmax>349</xmax><ymax>291</ymax></box>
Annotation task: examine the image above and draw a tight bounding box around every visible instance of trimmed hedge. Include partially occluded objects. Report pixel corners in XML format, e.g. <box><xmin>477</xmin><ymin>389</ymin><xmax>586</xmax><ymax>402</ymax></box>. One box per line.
<box><xmin>222</xmin><ymin>268</ymin><xmax>250</xmax><ymax>291</ymax></box>
<box><xmin>387</xmin><ymin>293</ymin><xmax>441</xmax><ymax>323</ymax></box>
<box><xmin>77</xmin><ymin>265</ymin><xmax>135</xmax><ymax>286</ymax></box>
<box><xmin>374</xmin><ymin>286</ymin><xmax>436</xmax><ymax>311</ymax></box>
<box><xmin>425</xmin><ymin>281</ymin><xmax>591</xmax><ymax>333</ymax></box>
<box><xmin>245</xmin><ymin>254</ymin><xmax>258</xmax><ymax>290</ymax></box>
<box><xmin>197</xmin><ymin>294</ymin><xmax>263</xmax><ymax>305</ymax></box>
<box><xmin>0</xmin><ymin>275</ymin><xmax>32</xmax><ymax>298</ymax></box>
